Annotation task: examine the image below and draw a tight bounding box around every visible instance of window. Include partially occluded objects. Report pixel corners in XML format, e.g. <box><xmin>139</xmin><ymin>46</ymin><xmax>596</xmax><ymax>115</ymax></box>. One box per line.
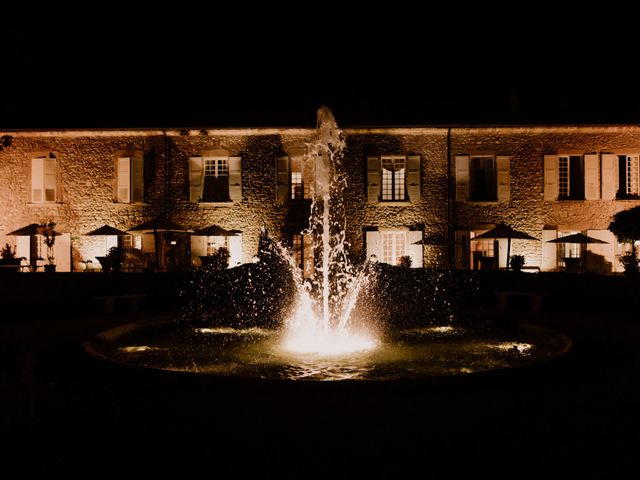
<box><xmin>206</xmin><ymin>235</ymin><xmax>228</xmax><ymax>256</ymax></box>
<box><xmin>558</xmin><ymin>155</ymin><xmax>584</xmax><ymax>199</ymax></box>
<box><xmin>290</xmin><ymin>156</ymin><xmax>314</xmax><ymax>200</ymax></box>
<box><xmin>119</xmin><ymin>234</ymin><xmax>142</xmax><ymax>252</ymax></box>
<box><xmin>469</xmin><ymin>231</ymin><xmax>495</xmax><ymax>270</ymax></box>
<box><xmin>456</xmin><ymin>155</ymin><xmax>510</xmax><ymax>202</ymax></box>
<box><xmin>31</xmin><ymin>153</ymin><xmax>57</xmax><ymax>203</ymax></box>
<box><xmin>368</xmin><ymin>155</ymin><xmax>421</xmax><ymax>203</ymax></box>
<box><xmin>381</xmin><ymin>231</ymin><xmax>406</xmax><ymax>265</ymax></box>
<box><xmin>617</xmin><ymin>155</ymin><xmax>640</xmax><ymax>198</ymax></box>
<box><xmin>292</xmin><ymin>233</ymin><xmax>313</xmax><ymax>278</ymax></box>
<box><xmin>469</xmin><ymin>156</ymin><xmax>497</xmax><ymax>201</ymax></box>
<box><xmin>189</xmin><ymin>154</ymin><xmax>242</xmax><ymax>203</ymax></box>
<box><xmin>116</xmin><ymin>152</ymin><xmax>144</xmax><ymax>203</ymax></box>
<box><xmin>381</xmin><ymin>157</ymin><xmax>406</xmax><ymax>201</ymax></box>
<box><xmin>203</xmin><ymin>157</ymin><xmax>229</xmax><ymax>202</ymax></box>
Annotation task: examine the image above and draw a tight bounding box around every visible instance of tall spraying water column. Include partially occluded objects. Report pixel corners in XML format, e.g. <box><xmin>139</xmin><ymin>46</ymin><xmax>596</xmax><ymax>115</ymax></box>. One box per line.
<box><xmin>282</xmin><ymin>106</ymin><xmax>377</xmax><ymax>354</ymax></box>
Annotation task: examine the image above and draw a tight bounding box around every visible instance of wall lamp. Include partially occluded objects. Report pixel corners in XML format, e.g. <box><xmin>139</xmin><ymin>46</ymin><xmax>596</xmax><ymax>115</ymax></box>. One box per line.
<box><xmin>0</xmin><ymin>135</ymin><xmax>13</xmax><ymax>151</ymax></box>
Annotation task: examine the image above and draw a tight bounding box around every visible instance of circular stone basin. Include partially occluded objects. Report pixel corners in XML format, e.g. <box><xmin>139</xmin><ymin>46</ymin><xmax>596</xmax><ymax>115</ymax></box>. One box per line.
<box><xmin>85</xmin><ymin>319</ymin><xmax>570</xmax><ymax>381</ymax></box>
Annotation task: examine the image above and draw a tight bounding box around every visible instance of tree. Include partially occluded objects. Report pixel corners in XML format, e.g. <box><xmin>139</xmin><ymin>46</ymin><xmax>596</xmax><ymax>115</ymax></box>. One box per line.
<box><xmin>609</xmin><ymin>206</ymin><xmax>640</xmax><ymax>274</ymax></box>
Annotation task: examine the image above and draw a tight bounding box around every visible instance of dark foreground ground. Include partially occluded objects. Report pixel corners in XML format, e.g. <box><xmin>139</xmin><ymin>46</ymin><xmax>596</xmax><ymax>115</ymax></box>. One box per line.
<box><xmin>1</xmin><ymin>273</ymin><xmax>639</xmax><ymax>477</ymax></box>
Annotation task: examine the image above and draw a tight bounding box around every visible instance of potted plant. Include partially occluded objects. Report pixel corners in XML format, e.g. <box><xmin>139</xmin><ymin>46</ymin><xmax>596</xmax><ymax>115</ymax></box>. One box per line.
<box><xmin>0</xmin><ymin>243</ymin><xmax>22</xmax><ymax>273</ymax></box>
<box><xmin>510</xmin><ymin>254</ymin><xmax>525</xmax><ymax>272</ymax></box>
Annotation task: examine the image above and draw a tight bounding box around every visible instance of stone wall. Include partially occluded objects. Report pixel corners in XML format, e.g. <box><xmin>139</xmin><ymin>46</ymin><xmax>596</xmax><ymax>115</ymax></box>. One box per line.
<box><xmin>2</xmin><ymin>125</ymin><xmax>640</xmax><ymax>272</ymax></box>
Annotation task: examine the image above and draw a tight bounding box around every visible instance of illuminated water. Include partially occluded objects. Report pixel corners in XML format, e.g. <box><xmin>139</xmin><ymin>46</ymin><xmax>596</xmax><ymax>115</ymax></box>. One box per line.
<box><xmin>86</xmin><ymin>321</ymin><xmax>570</xmax><ymax>381</ymax></box>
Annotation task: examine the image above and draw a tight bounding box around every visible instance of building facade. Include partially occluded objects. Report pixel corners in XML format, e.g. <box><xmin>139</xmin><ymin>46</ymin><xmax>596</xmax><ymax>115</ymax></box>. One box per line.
<box><xmin>1</xmin><ymin>125</ymin><xmax>639</xmax><ymax>273</ymax></box>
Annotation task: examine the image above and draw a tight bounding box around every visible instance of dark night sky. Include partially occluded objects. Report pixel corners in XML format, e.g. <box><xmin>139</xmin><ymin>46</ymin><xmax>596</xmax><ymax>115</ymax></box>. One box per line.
<box><xmin>2</xmin><ymin>9</ymin><xmax>639</xmax><ymax>129</ymax></box>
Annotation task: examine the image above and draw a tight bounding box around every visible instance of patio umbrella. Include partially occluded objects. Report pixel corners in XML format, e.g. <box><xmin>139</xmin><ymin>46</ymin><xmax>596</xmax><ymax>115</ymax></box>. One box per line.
<box><xmin>8</xmin><ymin>223</ymin><xmax>61</xmax><ymax>237</ymax></box>
<box><xmin>546</xmin><ymin>233</ymin><xmax>609</xmax><ymax>245</ymax></box>
<box><xmin>471</xmin><ymin>223</ymin><xmax>537</xmax><ymax>270</ymax></box>
<box><xmin>86</xmin><ymin>224</ymin><xmax>128</xmax><ymax>257</ymax></box>
<box><xmin>128</xmin><ymin>218</ymin><xmax>191</xmax><ymax>271</ymax></box>
<box><xmin>547</xmin><ymin>233</ymin><xmax>609</xmax><ymax>271</ymax></box>
<box><xmin>193</xmin><ymin>225</ymin><xmax>240</xmax><ymax>237</ymax></box>
<box><xmin>412</xmin><ymin>233</ymin><xmax>448</xmax><ymax>245</ymax></box>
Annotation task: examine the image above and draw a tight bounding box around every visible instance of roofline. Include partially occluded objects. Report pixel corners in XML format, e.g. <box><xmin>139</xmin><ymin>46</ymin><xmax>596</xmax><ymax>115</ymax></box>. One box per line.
<box><xmin>2</xmin><ymin>123</ymin><xmax>640</xmax><ymax>137</ymax></box>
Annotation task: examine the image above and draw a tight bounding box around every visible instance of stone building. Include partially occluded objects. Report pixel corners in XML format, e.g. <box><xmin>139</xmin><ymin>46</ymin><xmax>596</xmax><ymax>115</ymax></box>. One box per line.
<box><xmin>0</xmin><ymin>125</ymin><xmax>639</xmax><ymax>274</ymax></box>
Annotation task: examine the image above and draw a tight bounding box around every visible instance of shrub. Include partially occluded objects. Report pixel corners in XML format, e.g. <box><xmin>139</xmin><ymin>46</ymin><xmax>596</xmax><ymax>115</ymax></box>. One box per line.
<box><xmin>510</xmin><ymin>254</ymin><xmax>525</xmax><ymax>271</ymax></box>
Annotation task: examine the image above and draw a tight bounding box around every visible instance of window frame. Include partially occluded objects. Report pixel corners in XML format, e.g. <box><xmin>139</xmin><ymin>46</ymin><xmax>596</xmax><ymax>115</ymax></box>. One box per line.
<box><xmin>468</xmin><ymin>155</ymin><xmax>497</xmax><ymax>202</ymax></box>
<box><xmin>380</xmin><ymin>156</ymin><xmax>407</xmax><ymax>202</ymax></box>
<box><xmin>202</xmin><ymin>156</ymin><xmax>230</xmax><ymax>202</ymax></box>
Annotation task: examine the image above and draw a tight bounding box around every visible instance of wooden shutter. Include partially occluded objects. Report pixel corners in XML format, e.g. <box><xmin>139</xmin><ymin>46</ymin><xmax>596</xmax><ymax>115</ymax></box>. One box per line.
<box><xmin>53</xmin><ymin>233</ymin><xmax>71</xmax><ymax>272</ymax></box>
<box><xmin>228</xmin><ymin>234</ymin><xmax>243</xmax><ymax>267</ymax></box>
<box><xmin>131</xmin><ymin>151</ymin><xmax>144</xmax><ymax>203</ymax></box>
<box><xmin>454</xmin><ymin>155</ymin><xmax>469</xmax><ymax>201</ymax></box>
<box><xmin>16</xmin><ymin>236</ymin><xmax>30</xmax><ymax>266</ymax></box>
<box><xmin>365</xmin><ymin>230</ymin><xmax>381</xmax><ymax>260</ymax></box>
<box><xmin>541</xmin><ymin>229</ymin><xmax>557</xmax><ymax>271</ymax></box>
<box><xmin>543</xmin><ymin>155</ymin><xmax>558</xmax><ymax>201</ymax></box>
<box><xmin>584</xmin><ymin>153</ymin><xmax>600</xmax><ymax>200</ymax></box>
<box><xmin>601</xmin><ymin>153</ymin><xmax>617</xmax><ymax>199</ymax></box>
<box><xmin>406</xmin><ymin>155</ymin><xmax>421</xmax><ymax>202</ymax></box>
<box><xmin>406</xmin><ymin>230</ymin><xmax>423</xmax><ymax>268</ymax></box>
<box><xmin>454</xmin><ymin>230</ymin><xmax>469</xmax><ymax>269</ymax></box>
<box><xmin>31</xmin><ymin>157</ymin><xmax>44</xmax><ymax>202</ymax></box>
<box><xmin>276</xmin><ymin>156</ymin><xmax>289</xmax><ymax>202</ymax></box>
<box><xmin>367</xmin><ymin>156</ymin><xmax>381</xmax><ymax>203</ymax></box>
<box><xmin>44</xmin><ymin>157</ymin><xmax>57</xmax><ymax>202</ymax></box>
<box><xmin>496</xmin><ymin>156</ymin><xmax>510</xmax><ymax>202</ymax></box>
<box><xmin>188</xmin><ymin>156</ymin><xmax>204</xmax><ymax>202</ymax></box>
<box><xmin>228</xmin><ymin>156</ymin><xmax>242</xmax><ymax>202</ymax></box>
<box><xmin>117</xmin><ymin>157</ymin><xmax>131</xmax><ymax>203</ymax></box>
<box><xmin>190</xmin><ymin>236</ymin><xmax>207</xmax><ymax>266</ymax></box>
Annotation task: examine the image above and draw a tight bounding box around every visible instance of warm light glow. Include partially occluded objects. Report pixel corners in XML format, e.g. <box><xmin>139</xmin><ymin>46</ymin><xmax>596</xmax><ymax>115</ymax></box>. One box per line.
<box><xmin>490</xmin><ymin>342</ymin><xmax>533</xmax><ymax>353</ymax></box>
<box><xmin>194</xmin><ymin>327</ymin><xmax>271</xmax><ymax>336</ymax></box>
<box><xmin>282</xmin><ymin>326</ymin><xmax>377</xmax><ymax>356</ymax></box>
<box><xmin>119</xmin><ymin>345</ymin><xmax>157</xmax><ymax>353</ymax></box>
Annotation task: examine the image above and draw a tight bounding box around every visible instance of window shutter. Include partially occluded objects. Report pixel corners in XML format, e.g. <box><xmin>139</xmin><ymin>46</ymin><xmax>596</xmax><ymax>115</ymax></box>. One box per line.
<box><xmin>117</xmin><ymin>157</ymin><xmax>131</xmax><ymax>203</ymax></box>
<box><xmin>406</xmin><ymin>230</ymin><xmax>423</xmax><ymax>268</ymax></box>
<box><xmin>367</xmin><ymin>156</ymin><xmax>381</xmax><ymax>203</ymax></box>
<box><xmin>543</xmin><ymin>155</ymin><xmax>559</xmax><ymax>201</ymax></box>
<box><xmin>190</xmin><ymin>236</ymin><xmax>207</xmax><ymax>266</ymax></box>
<box><xmin>496</xmin><ymin>156</ymin><xmax>511</xmax><ymax>202</ymax></box>
<box><xmin>44</xmin><ymin>157</ymin><xmax>57</xmax><ymax>202</ymax></box>
<box><xmin>541</xmin><ymin>229</ymin><xmax>557</xmax><ymax>271</ymax></box>
<box><xmin>131</xmin><ymin>151</ymin><xmax>144</xmax><ymax>203</ymax></box>
<box><xmin>228</xmin><ymin>156</ymin><xmax>242</xmax><ymax>202</ymax></box>
<box><xmin>188</xmin><ymin>156</ymin><xmax>204</xmax><ymax>202</ymax></box>
<box><xmin>228</xmin><ymin>234</ymin><xmax>243</xmax><ymax>267</ymax></box>
<box><xmin>584</xmin><ymin>153</ymin><xmax>600</xmax><ymax>200</ymax></box>
<box><xmin>16</xmin><ymin>235</ymin><xmax>30</xmax><ymax>266</ymax></box>
<box><xmin>276</xmin><ymin>156</ymin><xmax>289</xmax><ymax>203</ymax></box>
<box><xmin>31</xmin><ymin>157</ymin><xmax>44</xmax><ymax>202</ymax></box>
<box><xmin>454</xmin><ymin>230</ymin><xmax>469</xmax><ymax>269</ymax></box>
<box><xmin>53</xmin><ymin>233</ymin><xmax>71</xmax><ymax>272</ymax></box>
<box><xmin>454</xmin><ymin>155</ymin><xmax>469</xmax><ymax>201</ymax></box>
<box><xmin>365</xmin><ymin>230</ymin><xmax>381</xmax><ymax>260</ymax></box>
<box><xmin>601</xmin><ymin>153</ymin><xmax>617</xmax><ymax>199</ymax></box>
<box><xmin>406</xmin><ymin>155</ymin><xmax>421</xmax><ymax>202</ymax></box>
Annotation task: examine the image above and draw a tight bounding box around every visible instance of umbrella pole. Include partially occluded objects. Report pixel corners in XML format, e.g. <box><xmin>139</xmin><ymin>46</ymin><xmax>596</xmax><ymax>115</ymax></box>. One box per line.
<box><xmin>505</xmin><ymin>234</ymin><xmax>511</xmax><ymax>271</ymax></box>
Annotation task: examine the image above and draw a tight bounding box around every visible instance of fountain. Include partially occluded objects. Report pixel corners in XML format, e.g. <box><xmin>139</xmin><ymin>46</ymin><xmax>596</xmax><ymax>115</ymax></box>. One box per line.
<box><xmin>85</xmin><ymin>107</ymin><xmax>570</xmax><ymax>381</ymax></box>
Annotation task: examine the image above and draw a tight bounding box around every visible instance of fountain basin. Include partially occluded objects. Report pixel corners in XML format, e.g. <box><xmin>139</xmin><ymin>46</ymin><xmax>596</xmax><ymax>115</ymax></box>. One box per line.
<box><xmin>84</xmin><ymin>318</ymin><xmax>570</xmax><ymax>381</ymax></box>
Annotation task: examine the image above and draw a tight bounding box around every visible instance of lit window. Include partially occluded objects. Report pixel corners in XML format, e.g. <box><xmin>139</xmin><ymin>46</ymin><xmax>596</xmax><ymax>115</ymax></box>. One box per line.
<box><xmin>470</xmin><ymin>231</ymin><xmax>495</xmax><ymax>270</ymax></box>
<box><xmin>206</xmin><ymin>236</ymin><xmax>228</xmax><ymax>256</ymax></box>
<box><xmin>203</xmin><ymin>157</ymin><xmax>229</xmax><ymax>202</ymax></box>
<box><xmin>290</xmin><ymin>156</ymin><xmax>314</xmax><ymax>200</ymax></box>
<box><xmin>31</xmin><ymin>154</ymin><xmax>57</xmax><ymax>203</ymax></box>
<box><xmin>381</xmin><ymin>231</ymin><xmax>406</xmax><ymax>265</ymax></box>
<box><xmin>381</xmin><ymin>157</ymin><xmax>406</xmax><ymax>201</ymax></box>
<box><xmin>617</xmin><ymin>155</ymin><xmax>640</xmax><ymax>197</ymax></box>
<box><xmin>292</xmin><ymin>233</ymin><xmax>313</xmax><ymax>278</ymax></box>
